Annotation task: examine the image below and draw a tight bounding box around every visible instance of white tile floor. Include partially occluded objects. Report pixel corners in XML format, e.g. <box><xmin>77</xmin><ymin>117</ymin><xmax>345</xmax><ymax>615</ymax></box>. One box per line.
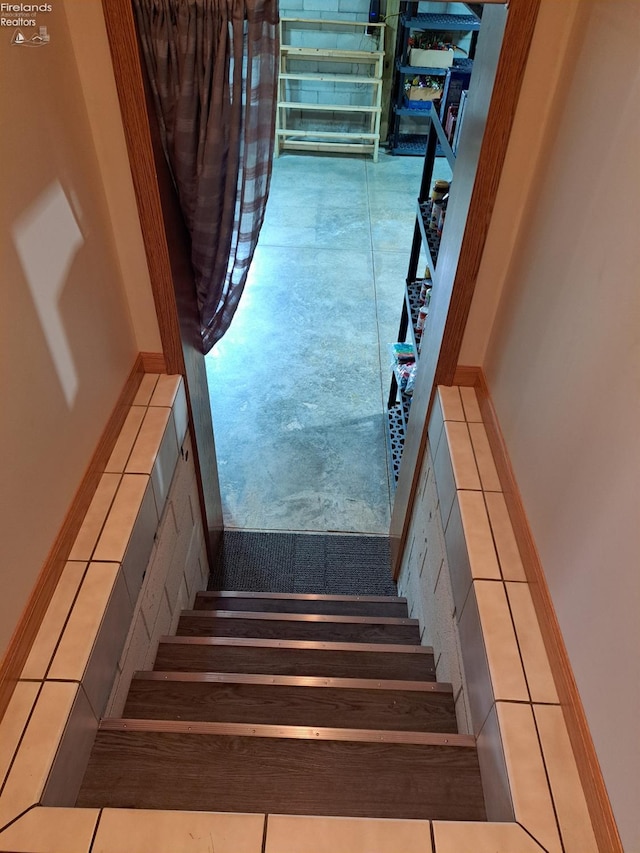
<box><xmin>205</xmin><ymin>150</ymin><xmax>452</xmax><ymax>533</ymax></box>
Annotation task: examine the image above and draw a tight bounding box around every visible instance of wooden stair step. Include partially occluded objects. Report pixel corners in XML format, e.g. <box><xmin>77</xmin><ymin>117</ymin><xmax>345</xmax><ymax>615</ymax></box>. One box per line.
<box><xmin>124</xmin><ymin>672</ymin><xmax>458</xmax><ymax>732</ymax></box>
<box><xmin>176</xmin><ymin>610</ymin><xmax>421</xmax><ymax>645</ymax></box>
<box><xmin>77</xmin><ymin>720</ymin><xmax>485</xmax><ymax>821</ymax></box>
<box><xmin>154</xmin><ymin>637</ymin><xmax>436</xmax><ymax>681</ymax></box>
<box><xmin>195</xmin><ymin>591</ymin><xmax>409</xmax><ymax>618</ymax></box>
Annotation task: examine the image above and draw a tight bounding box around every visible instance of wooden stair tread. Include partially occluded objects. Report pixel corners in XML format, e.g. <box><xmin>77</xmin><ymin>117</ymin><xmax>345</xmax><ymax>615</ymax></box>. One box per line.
<box><xmin>124</xmin><ymin>675</ymin><xmax>458</xmax><ymax>732</ymax></box>
<box><xmin>79</xmin><ymin>581</ymin><xmax>487</xmax><ymax>822</ymax></box>
<box><xmin>195</xmin><ymin>592</ymin><xmax>409</xmax><ymax>617</ymax></box>
<box><xmin>176</xmin><ymin>610</ymin><xmax>421</xmax><ymax>644</ymax></box>
<box><xmin>154</xmin><ymin>637</ymin><xmax>436</xmax><ymax>681</ymax></box>
<box><xmin>77</xmin><ymin>725</ymin><xmax>485</xmax><ymax>820</ymax></box>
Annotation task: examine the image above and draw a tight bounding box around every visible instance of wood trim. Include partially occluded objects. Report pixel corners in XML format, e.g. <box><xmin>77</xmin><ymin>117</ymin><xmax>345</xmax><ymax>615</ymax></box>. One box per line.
<box><xmin>101</xmin><ymin>0</ymin><xmax>224</xmax><ymax>569</ymax></box>
<box><xmin>140</xmin><ymin>351</ymin><xmax>167</xmax><ymax>373</ymax></box>
<box><xmin>452</xmin><ymin>365</ymin><xmax>479</xmax><ymax>387</ymax></box>
<box><xmin>0</xmin><ymin>355</ymin><xmax>145</xmax><ymax>724</ymax></box>
<box><xmin>390</xmin><ymin>0</ymin><xmax>541</xmax><ymax>575</ymax></box>
<box><xmin>100</xmin><ymin>0</ymin><xmax>184</xmax><ymax>376</ymax></box>
<box><xmin>434</xmin><ymin>0</ymin><xmax>541</xmax><ymax>387</ymax></box>
<box><xmin>472</xmin><ymin>366</ymin><xmax>623</xmax><ymax>853</ymax></box>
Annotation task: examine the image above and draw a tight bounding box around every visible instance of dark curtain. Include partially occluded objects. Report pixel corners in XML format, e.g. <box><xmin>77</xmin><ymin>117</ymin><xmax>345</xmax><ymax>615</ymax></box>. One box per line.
<box><xmin>133</xmin><ymin>0</ymin><xmax>279</xmax><ymax>352</ymax></box>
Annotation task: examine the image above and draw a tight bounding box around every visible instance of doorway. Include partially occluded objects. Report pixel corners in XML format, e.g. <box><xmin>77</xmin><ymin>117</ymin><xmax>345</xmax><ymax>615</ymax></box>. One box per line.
<box><xmin>203</xmin><ymin>3</ymin><xmax>463</xmax><ymax>537</ymax></box>
<box><xmin>102</xmin><ymin>0</ymin><xmax>540</xmax><ymax>572</ymax></box>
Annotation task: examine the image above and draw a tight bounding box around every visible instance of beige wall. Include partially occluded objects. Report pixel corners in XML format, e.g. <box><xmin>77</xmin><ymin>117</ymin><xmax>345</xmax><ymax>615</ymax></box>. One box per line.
<box><xmin>459</xmin><ymin>0</ymin><xmax>580</xmax><ymax>365</ymax></box>
<box><xmin>0</xmin><ymin>3</ymin><xmax>146</xmax><ymax>659</ymax></box>
<box><xmin>475</xmin><ymin>2</ymin><xmax>640</xmax><ymax>849</ymax></box>
<box><xmin>64</xmin><ymin>1</ymin><xmax>161</xmax><ymax>353</ymax></box>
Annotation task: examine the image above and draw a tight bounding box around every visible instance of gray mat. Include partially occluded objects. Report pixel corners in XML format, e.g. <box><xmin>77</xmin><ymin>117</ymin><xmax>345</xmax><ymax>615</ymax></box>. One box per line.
<box><xmin>209</xmin><ymin>531</ymin><xmax>397</xmax><ymax>596</ymax></box>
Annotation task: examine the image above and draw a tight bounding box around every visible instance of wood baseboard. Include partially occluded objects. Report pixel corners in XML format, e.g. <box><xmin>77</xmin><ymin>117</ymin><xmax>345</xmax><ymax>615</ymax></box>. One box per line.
<box><xmin>140</xmin><ymin>351</ymin><xmax>167</xmax><ymax>373</ymax></box>
<box><xmin>0</xmin><ymin>354</ymin><xmax>152</xmax><ymax>724</ymax></box>
<box><xmin>456</xmin><ymin>365</ymin><xmax>622</xmax><ymax>853</ymax></box>
<box><xmin>451</xmin><ymin>365</ymin><xmax>479</xmax><ymax>387</ymax></box>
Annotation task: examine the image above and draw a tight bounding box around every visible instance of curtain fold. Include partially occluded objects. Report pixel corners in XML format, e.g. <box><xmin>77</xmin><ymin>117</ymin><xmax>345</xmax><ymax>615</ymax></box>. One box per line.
<box><xmin>133</xmin><ymin>0</ymin><xmax>279</xmax><ymax>352</ymax></box>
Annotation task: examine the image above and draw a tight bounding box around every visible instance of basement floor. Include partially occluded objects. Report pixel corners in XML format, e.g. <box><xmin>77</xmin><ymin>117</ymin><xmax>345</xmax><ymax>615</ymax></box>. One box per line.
<box><xmin>205</xmin><ymin>150</ymin><xmax>451</xmax><ymax>534</ymax></box>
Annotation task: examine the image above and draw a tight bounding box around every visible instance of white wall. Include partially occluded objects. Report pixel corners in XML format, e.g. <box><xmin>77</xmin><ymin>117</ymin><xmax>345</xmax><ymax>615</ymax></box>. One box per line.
<box><xmin>477</xmin><ymin>2</ymin><xmax>640</xmax><ymax>849</ymax></box>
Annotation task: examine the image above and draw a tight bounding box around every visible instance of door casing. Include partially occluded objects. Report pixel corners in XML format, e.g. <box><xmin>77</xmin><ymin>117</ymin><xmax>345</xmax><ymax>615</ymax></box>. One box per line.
<box><xmin>101</xmin><ymin>0</ymin><xmax>224</xmax><ymax>567</ymax></box>
<box><xmin>389</xmin><ymin>0</ymin><xmax>541</xmax><ymax>575</ymax></box>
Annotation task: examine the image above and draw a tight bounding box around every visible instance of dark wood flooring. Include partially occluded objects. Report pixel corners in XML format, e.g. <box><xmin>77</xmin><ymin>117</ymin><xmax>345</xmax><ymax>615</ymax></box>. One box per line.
<box><xmin>78</xmin><ymin>727</ymin><xmax>484</xmax><ymax>820</ymax></box>
<box><xmin>77</xmin><ymin>591</ymin><xmax>486</xmax><ymax>820</ymax></box>
<box><xmin>124</xmin><ymin>674</ymin><xmax>458</xmax><ymax>732</ymax></box>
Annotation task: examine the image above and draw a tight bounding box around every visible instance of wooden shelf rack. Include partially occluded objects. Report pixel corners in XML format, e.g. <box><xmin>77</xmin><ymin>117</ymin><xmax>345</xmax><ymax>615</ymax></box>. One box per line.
<box><xmin>276</xmin><ymin>17</ymin><xmax>385</xmax><ymax>162</ymax></box>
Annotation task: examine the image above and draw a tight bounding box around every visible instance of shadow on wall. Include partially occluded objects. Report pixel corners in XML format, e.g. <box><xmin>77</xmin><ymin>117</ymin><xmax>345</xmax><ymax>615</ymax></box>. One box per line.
<box><xmin>11</xmin><ymin>180</ymin><xmax>85</xmax><ymax>408</ymax></box>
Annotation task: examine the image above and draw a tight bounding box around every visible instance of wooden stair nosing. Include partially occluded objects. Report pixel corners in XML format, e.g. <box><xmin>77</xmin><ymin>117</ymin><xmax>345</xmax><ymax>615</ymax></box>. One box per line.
<box><xmin>181</xmin><ymin>609</ymin><xmax>418</xmax><ymax>626</ymax></box>
<box><xmin>132</xmin><ymin>671</ymin><xmax>454</xmax><ymax>693</ymax></box>
<box><xmin>100</xmin><ymin>717</ymin><xmax>475</xmax><ymax>747</ymax></box>
<box><xmin>157</xmin><ymin>636</ymin><xmax>433</xmax><ymax>654</ymax></box>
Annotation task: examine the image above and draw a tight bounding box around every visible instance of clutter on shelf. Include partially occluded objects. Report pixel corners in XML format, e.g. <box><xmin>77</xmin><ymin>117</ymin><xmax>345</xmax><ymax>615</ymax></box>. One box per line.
<box><xmin>419</xmin><ymin>179</ymin><xmax>451</xmax><ymax>241</ymax></box>
<box><xmin>388</xmin><ymin>342</ymin><xmax>416</xmax><ymax>394</ymax></box>
<box><xmin>404</xmin><ymin>75</ymin><xmax>443</xmax><ymax>105</ymax></box>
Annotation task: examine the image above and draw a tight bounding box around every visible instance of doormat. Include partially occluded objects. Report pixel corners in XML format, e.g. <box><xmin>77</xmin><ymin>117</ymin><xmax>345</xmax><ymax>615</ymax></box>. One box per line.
<box><xmin>209</xmin><ymin>530</ymin><xmax>397</xmax><ymax>596</ymax></box>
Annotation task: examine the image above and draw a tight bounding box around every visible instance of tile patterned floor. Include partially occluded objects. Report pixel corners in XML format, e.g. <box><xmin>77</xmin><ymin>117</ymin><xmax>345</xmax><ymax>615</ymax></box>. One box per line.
<box><xmin>205</xmin><ymin>150</ymin><xmax>452</xmax><ymax>533</ymax></box>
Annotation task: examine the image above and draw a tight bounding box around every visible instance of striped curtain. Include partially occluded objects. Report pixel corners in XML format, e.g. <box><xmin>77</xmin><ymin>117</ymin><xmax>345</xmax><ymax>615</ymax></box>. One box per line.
<box><xmin>133</xmin><ymin>0</ymin><xmax>279</xmax><ymax>352</ymax></box>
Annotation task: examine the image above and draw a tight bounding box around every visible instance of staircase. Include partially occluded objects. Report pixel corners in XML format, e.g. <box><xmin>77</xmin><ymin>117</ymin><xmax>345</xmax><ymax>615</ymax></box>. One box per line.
<box><xmin>77</xmin><ymin>591</ymin><xmax>486</xmax><ymax>821</ymax></box>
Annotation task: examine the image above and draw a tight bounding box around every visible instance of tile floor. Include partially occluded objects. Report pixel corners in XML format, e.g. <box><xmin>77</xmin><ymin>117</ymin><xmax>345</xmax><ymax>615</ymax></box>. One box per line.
<box><xmin>205</xmin><ymin>150</ymin><xmax>452</xmax><ymax>533</ymax></box>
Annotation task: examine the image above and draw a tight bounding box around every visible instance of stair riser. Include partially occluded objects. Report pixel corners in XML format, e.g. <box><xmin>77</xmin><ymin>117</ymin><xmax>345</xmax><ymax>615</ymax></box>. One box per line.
<box><xmin>195</xmin><ymin>595</ymin><xmax>409</xmax><ymax>618</ymax></box>
<box><xmin>154</xmin><ymin>643</ymin><xmax>436</xmax><ymax>681</ymax></box>
<box><xmin>123</xmin><ymin>680</ymin><xmax>458</xmax><ymax>733</ymax></box>
<box><xmin>77</xmin><ymin>731</ymin><xmax>485</xmax><ymax>821</ymax></box>
<box><xmin>177</xmin><ymin>614</ymin><xmax>421</xmax><ymax>645</ymax></box>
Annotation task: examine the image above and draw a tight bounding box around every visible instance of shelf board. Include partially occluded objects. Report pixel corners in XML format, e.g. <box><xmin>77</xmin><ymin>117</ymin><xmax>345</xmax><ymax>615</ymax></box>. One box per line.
<box><xmin>401</xmin><ymin>392</ymin><xmax>412</xmax><ymax>433</ymax></box>
<box><xmin>417</xmin><ymin>202</ymin><xmax>442</xmax><ymax>276</ymax></box>
<box><xmin>279</xmin><ymin>72</ymin><xmax>382</xmax><ymax>85</ymax></box>
<box><xmin>278</xmin><ymin>101</ymin><xmax>381</xmax><ymax>114</ymax></box>
<box><xmin>281</xmin><ymin>46</ymin><xmax>383</xmax><ymax>61</ymax></box>
<box><xmin>277</xmin><ymin>128</ymin><xmax>379</xmax><ymax>140</ymax></box>
<box><xmin>387</xmin><ymin>402</ymin><xmax>405</xmax><ymax>488</ymax></box>
<box><xmin>390</xmin><ymin>133</ymin><xmax>428</xmax><ymax>156</ymax></box>
<box><xmin>394</xmin><ymin>104</ymin><xmax>434</xmax><ymax>117</ymax></box>
<box><xmin>280</xmin><ymin>139</ymin><xmax>376</xmax><ymax>155</ymax></box>
<box><xmin>387</xmin><ymin>389</ymin><xmax>415</xmax><ymax>489</ymax></box>
<box><xmin>397</xmin><ymin>57</ymin><xmax>473</xmax><ymax>76</ymax></box>
<box><xmin>398</xmin><ymin>63</ymin><xmax>448</xmax><ymax>77</ymax></box>
<box><xmin>406</xmin><ymin>279</ymin><xmax>430</xmax><ymax>353</ymax></box>
<box><xmin>281</xmin><ymin>17</ymin><xmax>384</xmax><ymax>29</ymax></box>
<box><xmin>401</xmin><ymin>12</ymin><xmax>480</xmax><ymax>31</ymax></box>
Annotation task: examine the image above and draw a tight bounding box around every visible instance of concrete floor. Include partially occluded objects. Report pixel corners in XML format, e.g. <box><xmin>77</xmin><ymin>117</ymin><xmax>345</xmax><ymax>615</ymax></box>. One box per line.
<box><xmin>205</xmin><ymin>150</ymin><xmax>451</xmax><ymax>534</ymax></box>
